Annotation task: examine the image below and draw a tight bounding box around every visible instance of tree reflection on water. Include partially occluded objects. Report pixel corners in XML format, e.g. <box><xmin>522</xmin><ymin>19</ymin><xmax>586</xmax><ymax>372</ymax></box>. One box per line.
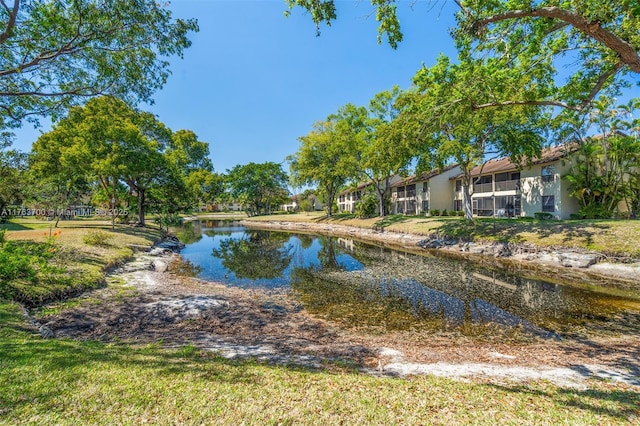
<box><xmin>212</xmin><ymin>230</ymin><xmax>293</xmax><ymax>279</ymax></box>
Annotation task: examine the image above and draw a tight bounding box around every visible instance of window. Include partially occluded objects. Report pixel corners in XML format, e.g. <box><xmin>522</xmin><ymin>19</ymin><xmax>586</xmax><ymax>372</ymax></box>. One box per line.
<box><xmin>406</xmin><ymin>184</ymin><xmax>416</xmax><ymax>198</ymax></box>
<box><xmin>542</xmin><ymin>195</ymin><xmax>555</xmax><ymax>212</ymax></box>
<box><xmin>455</xmin><ymin>180</ymin><xmax>462</xmax><ymax>192</ymax></box>
<box><xmin>395</xmin><ymin>201</ymin><xmax>404</xmax><ymax>214</ymax></box>
<box><xmin>454</xmin><ymin>200</ymin><xmax>462</xmax><ymax>212</ymax></box>
<box><xmin>422</xmin><ymin>182</ymin><xmax>428</xmax><ymax>193</ymax></box>
<box><xmin>406</xmin><ymin>200</ymin><xmax>417</xmax><ymax>215</ymax></box>
<box><xmin>421</xmin><ymin>200</ymin><xmax>429</xmax><ymax>213</ymax></box>
<box><xmin>541</xmin><ymin>165</ymin><xmax>555</xmax><ymax>183</ymax></box>
<box><xmin>397</xmin><ymin>187</ymin><xmax>405</xmax><ymax>198</ymax></box>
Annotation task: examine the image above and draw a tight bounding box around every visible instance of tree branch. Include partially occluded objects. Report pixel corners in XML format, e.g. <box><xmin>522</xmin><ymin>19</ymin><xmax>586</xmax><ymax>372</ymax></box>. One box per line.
<box><xmin>0</xmin><ymin>0</ymin><xmax>19</xmax><ymax>44</ymax></box>
<box><xmin>577</xmin><ymin>62</ymin><xmax>625</xmax><ymax>111</ymax></box>
<box><xmin>472</xmin><ymin>99</ymin><xmax>581</xmax><ymax>111</ymax></box>
<box><xmin>473</xmin><ymin>7</ymin><xmax>640</xmax><ymax>73</ymax></box>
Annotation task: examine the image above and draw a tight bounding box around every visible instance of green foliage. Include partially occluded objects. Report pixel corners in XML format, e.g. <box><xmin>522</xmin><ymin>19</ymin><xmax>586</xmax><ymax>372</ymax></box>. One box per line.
<box><xmin>82</xmin><ymin>231</ymin><xmax>113</xmax><ymax>247</ymax></box>
<box><xmin>293</xmin><ymin>1</ymin><xmax>639</xmax><ymax>121</ymax></box>
<box><xmin>430</xmin><ymin>209</ymin><xmax>440</xmax><ymax>217</ymax></box>
<box><xmin>0</xmin><ymin>1</ymin><xmax>198</xmax><ymax>130</ymax></box>
<box><xmin>563</xmin><ymin>97</ymin><xmax>640</xmax><ymax>218</ymax></box>
<box><xmin>154</xmin><ymin>213</ymin><xmax>183</xmax><ymax>233</ymax></box>
<box><xmin>354</xmin><ymin>193</ymin><xmax>378</xmax><ymax>218</ymax></box>
<box><xmin>289</xmin><ymin>106</ymin><xmax>362</xmax><ymax>216</ymax></box>
<box><xmin>30</xmin><ymin>96</ymin><xmax>199</xmax><ymax>227</ymax></box>
<box><xmin>226</xmin><ymin>162</ymin><xmax>290</xmax><ymax>216</ymax></box>
<box><xmin>0</xmin><ymin>241</ymin><xmax>83</xmax><ymax>304</ymax></box>
<box><xmin>534</xmin><ymin>212</ymin><xmax>554</xmax><ymax>221</ymax></box>
<box><xmin>396</xmin><ymin>55</ymin><xmax>546</xmax><ymax>221</ymax></box>
<box><xmin>299</xmin><ymin>199</ymin><xmax>314</xmax><ymax>213</ymax></box>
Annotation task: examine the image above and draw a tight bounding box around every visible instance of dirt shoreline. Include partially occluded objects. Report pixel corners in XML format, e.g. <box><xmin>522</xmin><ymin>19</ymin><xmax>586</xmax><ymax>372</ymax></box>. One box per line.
<box><xmin>37</xmin><ymin>237</ymin><xmax>640</xmax><ymax>389</ymax></box>
<box><xmin>240</xmin><ymin>219</ymin><xmax>640</xmax><ymax>288</ymax></box>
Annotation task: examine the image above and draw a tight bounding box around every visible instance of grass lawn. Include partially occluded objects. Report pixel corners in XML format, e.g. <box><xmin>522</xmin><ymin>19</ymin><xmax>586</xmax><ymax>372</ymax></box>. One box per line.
<box><xmin>247</xmin><ymin>213</ymin><xmax>640</xmax><ymax>258</ymax></box>
<box><xmin>1</xmin><ymin>303</ymin><xmax>638</xmax><ymax>425</ymax></box>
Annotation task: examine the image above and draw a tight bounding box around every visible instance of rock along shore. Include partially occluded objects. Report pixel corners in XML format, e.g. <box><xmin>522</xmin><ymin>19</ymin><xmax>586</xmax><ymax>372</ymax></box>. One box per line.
<box><xmin>241</xmin><ymin>219</ymin><xmax>640</xmax><ymax>288</ymax></box>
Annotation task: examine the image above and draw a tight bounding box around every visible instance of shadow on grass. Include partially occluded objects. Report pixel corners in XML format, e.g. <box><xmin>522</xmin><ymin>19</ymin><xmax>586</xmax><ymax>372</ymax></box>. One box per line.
<box><xmin>0</xmin><ymin>221</ymin><xmax>33</xmax><ymax>231</ymax></box>
<box><xmin>373</xmin><ymin>215</ymin><xmax>411</xmax><ymax>229</ymax></box>
<box><xmin>433</xmin><ymin>218</ymin><xmax>611</xmax><ymax>246</ymax></box>
<box><xmin>313</xmin><ymin>213</ymin><xmax>354</xmax><ymax>222</ymax></box>
<box><xmin>0</xmin><ymin>337</ymin><xmax>266</xmax><ymax>417</ymax></box>
<box><xmin>488</xmin><ymin>383</ymin><xmax>640</xmax><ymax>422</ymax></box>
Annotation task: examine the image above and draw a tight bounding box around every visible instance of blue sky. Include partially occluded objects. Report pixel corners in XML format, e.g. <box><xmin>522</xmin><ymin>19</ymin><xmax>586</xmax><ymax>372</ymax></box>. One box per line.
<box><xmin>11</xmin><ymin>0</ymin><xmax>460</xmax><ymax>173</ymax></box>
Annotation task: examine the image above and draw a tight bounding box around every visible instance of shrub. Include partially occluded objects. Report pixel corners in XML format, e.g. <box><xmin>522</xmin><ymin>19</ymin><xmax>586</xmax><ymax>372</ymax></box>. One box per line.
<box><xmin>534</xmin><ymin>212</ymin><xmax>554</xmax><ymax>220</ymax></box>
<box><xmin>430</xmin><ymin>209</ymin><xmax>440</xmax><ymax>217</ymax></box>
<box><xmin>83</xmin><ymin>230</ymin><xmax>113</xmax><ymax>246</ymax></box>
<box><xmin>354</xmin><ymin>194</ymin><xmax>378</xmax><ymax>218</ymax></box>
<box><xmin>154</xmin><ymin>213</ymin><xmax>183</xmax><ymax>232</ymax></box>
<box><xmin>441</xmin><ymin>209</ymin><xmax>448</xmax><ymax>216</ymax></box>
<box><xmin>0</xmin><ymin>228</ymin><xmax>5</xmax><ymax>245</ymax></box>
<box><xmin>569</xmin><ymin>213</ymin><xmax>586</xmax><ymax>220</ymax></box>
<box><xmin>457</xmin><ymin>211</ymin><xmax>464</xmax><ymax>217</ymax></box>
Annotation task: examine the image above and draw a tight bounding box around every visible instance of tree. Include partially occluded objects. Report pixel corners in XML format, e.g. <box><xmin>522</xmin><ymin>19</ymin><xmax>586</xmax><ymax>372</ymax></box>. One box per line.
<box><xmin>360</xmin><ymin>86</ymin><xmax>412</xmax><ymax>216</ymax></box>
<box><xmin>226</xmin><ymin>162</ymin><xmax>290</xmax><ymax>216</ymax></box>
<box><xmin>184</xmin><ymin>169</ymin><xmax>226</xmax><ymax>210</ymax></box>
<box><xmin>31</xmin><ymin>96</ymin><xmax>174</xmax><ymax>228</ymax></box>
<box><xmin>563</xmin><ymin>97</ymin><xmax>640</xmax><ymax>218</ymax></box>
<box><xmin>164</xmin><ymin>129</ymin><xmax>219</xmax><ymax>210</ymax></box>
<box><xmin>0</xmin><ymin>0</ymin><xmax>197</xmax><ymax>131</ymax></box>
<box><xmin>454</xmin><ymin>0</ymin><xmax>639</xmax><ymax>112</ymax></box>
<box><xmin>396</xmin><ymin>56</ymin><xmax>546</xmax><ymax>221</ymax></box>
<box><xmin>289</xmin><ymin>110</ymin><xmax>360</xmax><ymax>217</ymax></box>
<box><xmin>289</xmin><ymin>1</ymin><xmax>639</xmax><ymax>111</ymax></box>
<box><xmin>0</xmin><ymin>142</ymin><xmax>27</xmax><ymax>216</ymax></box>
<box><xmin>165</xmin><ymin>130</ymin><xmax>213</xmax><ymax>175</ymax></box>
<box><xmin>29</xmin><ymin>129</ymin><xmax>90</xmax><ymax>226</ymax></box>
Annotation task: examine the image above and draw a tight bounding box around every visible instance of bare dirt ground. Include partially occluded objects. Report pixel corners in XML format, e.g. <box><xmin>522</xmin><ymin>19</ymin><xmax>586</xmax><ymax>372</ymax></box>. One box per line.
<box><xmin>37</xmin><ymin>251</ymin><xmax>640</xmax><ymax>389</ymax></box>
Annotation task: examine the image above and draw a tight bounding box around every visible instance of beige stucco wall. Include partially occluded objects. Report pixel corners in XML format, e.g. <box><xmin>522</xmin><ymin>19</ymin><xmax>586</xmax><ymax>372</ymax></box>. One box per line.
<box><xmin>424</xmin><ymin>166</ymin><xmax>463</xmax><ymax>213</ymax></box>
<box><xmin>520</xmin><ymin>160</ymin><xmax>579</xmax><ymax>219</ymax></box>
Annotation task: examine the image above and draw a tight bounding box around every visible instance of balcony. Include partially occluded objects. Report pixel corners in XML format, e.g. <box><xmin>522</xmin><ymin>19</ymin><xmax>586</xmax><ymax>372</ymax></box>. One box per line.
<box><xmin>473</xmin><ymin>182</ymin><xmax>493</xmax><ymax>193</ymax></box>
<box><xmin>495</xmin><ymin>179</ymin><xmax>520</xmax><ymax>192</ymax></box>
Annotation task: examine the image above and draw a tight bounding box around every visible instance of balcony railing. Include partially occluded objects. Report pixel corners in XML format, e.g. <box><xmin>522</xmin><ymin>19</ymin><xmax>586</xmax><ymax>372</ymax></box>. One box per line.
<box><xmin>473</xmin><ymin>182</ymin><xmax>493</xmax><ymax>193</ymax></box>
<box><xmin>495</xmin><ymin>179</ymin><xmax>520</xmax><ymax>192</ymax></box>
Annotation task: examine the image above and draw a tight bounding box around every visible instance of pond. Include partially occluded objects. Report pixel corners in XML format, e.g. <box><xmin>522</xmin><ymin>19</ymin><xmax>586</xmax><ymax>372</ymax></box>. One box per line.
<box><xmin>177</xmin><ymin>220</ymin><xmax>640</xmax><ymax>338</ymax></box>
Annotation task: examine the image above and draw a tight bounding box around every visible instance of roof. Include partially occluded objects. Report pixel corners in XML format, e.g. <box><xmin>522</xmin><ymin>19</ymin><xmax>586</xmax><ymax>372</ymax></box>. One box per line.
<box><xmin>389</xmin><ymin>164</ymin><xmax>460</xmax><ymax>188</ymax></box>
<box><xmin>451</xmin><ymin>144</ymin><xmax>579</xmax><ymax>179</ymax></box>
<box><xmin>338</xmin><ymin>174</ymin><xmax>405</xmax><ymax>195</ymax></box>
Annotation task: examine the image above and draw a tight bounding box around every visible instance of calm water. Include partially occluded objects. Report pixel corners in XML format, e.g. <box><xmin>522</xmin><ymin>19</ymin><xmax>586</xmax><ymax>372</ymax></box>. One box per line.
<box><xmin>178</xmin><ymin>220</ymin><xmax>640</xmax><ymax>337</ymax></box>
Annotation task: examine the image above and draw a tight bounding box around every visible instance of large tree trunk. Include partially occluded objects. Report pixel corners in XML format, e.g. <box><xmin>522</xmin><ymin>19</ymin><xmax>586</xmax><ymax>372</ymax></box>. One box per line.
<box><xmin>137</xmin><ymin>188</ymin><xmax>146</xmax><ymax>226</ymax></box>
<box><xmin>463</xmin><ymin>174</ymin><xmax>473</xmax><ymax>222</ymax></box>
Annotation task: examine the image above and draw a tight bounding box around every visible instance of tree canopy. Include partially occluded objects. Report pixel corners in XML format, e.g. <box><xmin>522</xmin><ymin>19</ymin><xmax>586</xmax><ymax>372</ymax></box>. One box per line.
<box><xmin>289</xmin><ymin>0</ymin><xmax>639</xmax><ymax>110</ymax></box>
<box><xmin>289</xmin><ymin>110</ymin><xmax>360</xmax><ymax>216</ymax></box>
<box><xmin>0</xmin><ymin>0</ymin><xmax>198</xmax><ymax>130</ymax></box>
<box><xmin>30</xmin><ymin>96</ymin><xmax>213</xmax><ymax>227</ymax></box>
<box><xmin>226</xmin><ymin>162</ymin><xmax>290</xmax><ymax>216</ymax></box>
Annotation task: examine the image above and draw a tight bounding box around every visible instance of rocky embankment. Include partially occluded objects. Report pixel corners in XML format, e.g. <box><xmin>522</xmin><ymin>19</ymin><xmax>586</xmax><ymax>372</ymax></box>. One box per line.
<box><xmin>242</xmin><ymin>220</ymin><xmax>640</xmax><ymax>286</ymax></box>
